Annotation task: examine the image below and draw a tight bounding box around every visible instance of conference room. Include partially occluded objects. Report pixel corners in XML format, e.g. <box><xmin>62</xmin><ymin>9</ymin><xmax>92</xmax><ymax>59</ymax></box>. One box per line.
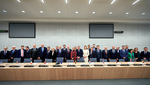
<box><xmin>0</xmin><ymin>0</ymin><xmax>150</xmax><ymax>85</ymax></box>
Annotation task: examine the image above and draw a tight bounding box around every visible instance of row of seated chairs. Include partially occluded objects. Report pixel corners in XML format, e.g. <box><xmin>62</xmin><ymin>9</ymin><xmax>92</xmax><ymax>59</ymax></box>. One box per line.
<box><xmin>0</xmin><ymin>57</ymin><xmax>149</xmax><ymax>63</ymax></box>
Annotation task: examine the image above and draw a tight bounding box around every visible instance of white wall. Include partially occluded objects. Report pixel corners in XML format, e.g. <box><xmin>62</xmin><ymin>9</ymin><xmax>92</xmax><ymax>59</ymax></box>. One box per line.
<box><xmin>0</xmin><ymin>22</ymin><xmax>150</xmax><ymax>51</ymax></box>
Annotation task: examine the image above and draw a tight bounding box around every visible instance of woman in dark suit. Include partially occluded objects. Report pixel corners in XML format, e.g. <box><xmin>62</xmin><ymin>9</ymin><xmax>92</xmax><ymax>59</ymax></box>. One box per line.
<box><xmin>134</xmin><ymin>47</ymin><xmax>141</xmax><ymax>61</ymax></box>
<box><xmin>50</xmin><ymin>48</ymin><xmax>56</xmax><ymax>62</ymax></box>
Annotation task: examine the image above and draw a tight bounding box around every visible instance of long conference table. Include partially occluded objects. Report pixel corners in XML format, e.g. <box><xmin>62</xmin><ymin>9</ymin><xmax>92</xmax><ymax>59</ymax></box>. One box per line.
<box><xmin>0</xmin><ymin>62</ymin><xmax>150</xmax><ymax>81</ymax></box>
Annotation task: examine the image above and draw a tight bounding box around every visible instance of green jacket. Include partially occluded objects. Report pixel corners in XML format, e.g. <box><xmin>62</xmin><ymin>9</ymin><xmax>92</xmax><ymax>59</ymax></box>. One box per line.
<box><xmin>128</xmin><ymin>52</ymin><xmax>135</xmax><ymax>60</ymax></box>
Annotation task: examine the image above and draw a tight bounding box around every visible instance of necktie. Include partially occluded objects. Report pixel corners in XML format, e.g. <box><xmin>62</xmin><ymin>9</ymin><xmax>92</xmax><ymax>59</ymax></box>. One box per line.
<box><xmin>105</xmin><ymin>51</ymin><xmax>107</xmax><ymax>54</ymax></box>
<box><xmin>59</xmin><ymin>49</ymin><xmax>61</xmax><ymax>53</ymax></box>
<box><xmin>4</xmin><ymin>51</ymin><xmax>6</xmax><ymax>55</ymax></box>
<box><xmin>42</xmin><ymin>48</ymin><xmax>44</xmax><ymax>52</ymax></box>
<box><xmin>21</xmin><ymin>50</ymin><xmax>23</xmax><ymax>57</ymax></box>
<box><xmin>12</xmin><ymin>50</ymin><xmax>14</xmax><ymax>54</ymax></box>
<box><xmin>97</xmin><ymin>50</ymin><xmax>99</xmax><ymax>53</ymax></box>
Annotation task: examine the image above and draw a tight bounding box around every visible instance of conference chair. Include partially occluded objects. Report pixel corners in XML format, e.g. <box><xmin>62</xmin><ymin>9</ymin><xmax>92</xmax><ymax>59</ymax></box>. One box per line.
<box><xmin>45</xmin><ymin>59</ymin><xmax>52</xmax><ymax>63</ymax></box>
<box><xmin>130</xmin><ymin>59</ymin><xmax>136</xmax><ymax>62</ymax></box>
<box><xmin>13</xmin><ymin>58</ymin><xmax>21</xmax><ymax>63</ymax></box>
<box><xmin>119</xmin><ymin>59</ymin><xmax>125</xmax><ymax>62</ymax></box>
<box><xmin>66</xmin><ymin>60</ymin><xmax>74</xmax><ymax>62</ymax></box>
<box><xmin>100</xmin><ymin>59</ymin><xmax>107</xmax><ymax>62</ymax></box>
<box><xmin>24</xmin><ymin>59</ymin><xmax>31</xmax><ymax>63</ymax></box>
<box><xmin>90</xmin><ymin>58</ymin><xmax>97</xmax><ymax>62</ymax></box>
<box><xmin>77</xmin><ymin>57</ymin><xmax>84</xmax><ymax>62</ymax></box>
<box><xmin>141</xmin><ymin>59</ymin><xmax>148</xmax><ymax>62</ymax></box>
<box><xmin>34</xmin><ymin>59</ymin><xmax>42</xmax><ymax>63</ymax></box>
<box><xmin>0</xmin><ymin>59</ymin><xmax>8</xmax><ymax>63</ymax></box>
<box><xmin>56</xmin><ymin>57</ymin><xmax>64</xmax><ymax>63</ymax></box>
<box><xmin>109</xmin><ymin>59</ymin><xmax>117</xmax><ymax>62</ymax></box>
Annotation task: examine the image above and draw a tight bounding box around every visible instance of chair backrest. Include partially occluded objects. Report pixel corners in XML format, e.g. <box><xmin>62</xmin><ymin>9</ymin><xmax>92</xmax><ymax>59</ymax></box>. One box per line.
<box><xmin>24</xmin><ymin>59</ymin><xmax>31</xmax><ymax>63</ymax></box>
<box><xmin>119</xmin><ymin>59</ymin><xmax>125</xmax><ymax>62</ymax></box>
<box><xmin>56</xmin><ymin>57</ymin><xmax>63</xmax><ymax>63</ymax></box>
<box><xmin>34</xmin><ymin>59</ymin><xmax>42</xmax><ymax>63</ymax></box>
<box><xmin>0</xmin><ymin>59</ymin><xmax>8</xmax><ymax>63</ymax></box>
<box><xmin>66</xmin><ymin>60</ymin><xmax>74</xmax><ymax>62</ymax></box>
<box><xmin>141</xmin><ymin>59</ymin><xmax>148</xmax><ymax>62</ymax></box>
<box><xmin>45</xmin><ymin>59</ymin><xmax>52</xmax><ymax>63</ymax></box>
<box><xmin>77</xmin><ymin>57</ymin><xmax>84</xmax><ymax>62</ymax></box>
<box><xmin>13</xmin><ymin>58</ymin><xmax>21</xmax><ymax>63</ymax></box>
<box><xmin>90</xmin><ymin>58</ymin><xmax>97</xmax><ymax>62</ymax></box>
<box><xmin>109</xmin><ymin>59</ymin><xmax>116</xmax><ymax>62</ymax></box>
<box><xmin>131</xmin><ymin>59</ymin><xmax>136</xmax><ymax>62</ymax></box>
<box><xmin>100</xmin><ymin>59</ymin><xmax>107</xmax><ymax>62</ymax></box>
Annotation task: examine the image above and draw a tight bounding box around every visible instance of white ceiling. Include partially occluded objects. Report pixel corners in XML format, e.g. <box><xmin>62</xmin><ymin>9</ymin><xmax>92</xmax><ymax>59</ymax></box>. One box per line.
<box><xmin>0</xmin><ymin>0</ymin><xmax>150</xmax><ymax>23</ymax></box>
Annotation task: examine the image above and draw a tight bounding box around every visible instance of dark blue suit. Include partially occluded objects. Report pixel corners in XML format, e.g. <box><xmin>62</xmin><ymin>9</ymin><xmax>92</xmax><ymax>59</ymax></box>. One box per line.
<box><xmin>45</xmin><ymin>50</ymin><xmax>51</xmax><ymax>59</ymax></box>
<box><xmin>17</xmin><ymin>49</ymin><xmax>26</xmax><ymax>62</ymax></box>
<box><xmin>88</xmin><ymin>50</ymin><xmax>96</xmax><ymax>59</ymax></box>
<box><xmin>9</xmin><ymin>50</ymin><xmax>17</xmax><ymax>62</ymax></box>
<box><xmin>102</xmin><ymin>50</ymin><xmax>109</xmax><ymax>59</ymax></box>
<box><xmin>25</xmin><ymin>49</ymin><xmax>31</xmax><ymax>58</ymax></box>
<box><xmin>38</xmin><ymin>47</ymin><xmax>47</xmax><ymax>62</ymax></box>
<box><xmin>119</xmin><ymin>49</ymin><xmax>128</xmax><ymax>61</ymax></box>
<box><xmin>0</xmin><ymin>51</ymin><xmax>10</xmax><ymax>59</ymax></box>
<box><xmin>95</xmin><ymin>49</ymin><xmax>102</xmax><ymax>62</ymax></box>
<box><xmin>76</xmin><ymin>49</ymin><xmax>83</xmax><ymax>57</ymax></box>
<box><xmin>56</xmin><ymin>49</ymin><xmax>64</xmax><ymax>57</ymax></box>
<box><xmin>109</xmin><ymin>49</ymin><xmax>118</xmax><ymax>59</ymax></box>
<box><xmin>141</xmin><ymin>51</ymin><xmax>150</xmax><ymax>61</ymax></box>
<box><xmin>65</xmin><ymin>49</ymin><xmax>72</xmax><ymax>59</ymax></box>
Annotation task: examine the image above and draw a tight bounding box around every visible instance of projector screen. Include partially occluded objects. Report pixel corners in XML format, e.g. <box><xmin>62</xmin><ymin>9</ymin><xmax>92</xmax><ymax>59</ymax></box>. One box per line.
<box><xmin>89</xmin><ymin>24</ymin><xmax>114</xmax><ymax>38</ymax></box>
<box><xmin>9</xmin><ymin>23</ymin><xmax>35</xmax><ymax>38</ymax></box>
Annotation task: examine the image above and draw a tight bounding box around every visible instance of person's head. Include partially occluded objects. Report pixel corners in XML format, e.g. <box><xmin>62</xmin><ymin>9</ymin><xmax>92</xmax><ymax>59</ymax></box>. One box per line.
<box><xmin>97</xmin><ymin>45</ymin><xmax>100</xmax><ymax>49</ymax></box>
<box><xmin>4</xmin><ymin>47</ymin><xmax>7</xmax><ymax>51</ymax></box>
<box><xmin>63</xmin><ymin>44</ymin><xmax>66</xmax><ymax>48</ymax></box>
<box><xmin>129</xmin><ymin>49</ymin><xmax>133</xmax><ymax>53</ymax></box>
<box><xmin>56</xmin><ymin>46</ymin><xmax>58</xmax><ymax>49</ymax></box>
<box><xmin>59</xmin><ymin>45</ymin><xmax>61</xmax><ymax>49</ymax></box>
<box><xmin>126</xmin><ymin>45</ymin><xmax>129</xmax><ymax>49</ymax></box>
<box><xmin>12</xmin><ymin>46</ymin><xmax>16</xmax><ymax>50</ymax></box>
<box><xmin>41</xmin><ymin>44</ymin><xmax>44</xmax><ymax>48</ymax></box>
<box><xmin>26</xmin><ymin>46</ymin><xmax>29</xmax><ymax>50</ymax></box>
<box><xmin>122</xmin><ymin>45</ymin><xmax>125</xmax><ymax>50</ymax></box>
<box><xmin>144</xmin><ymin>47</ymin><xmax>148</xmax><ymax>52</ymax></box>
<box><xmin>47</xmin><ymin>46</ymin><xmax>50</xmax><ymax>51</ymax></box>
<box><xmin>112</xmin><ymin>46</ymin><xmax>115</xmax><ymax>49</ymax></box>
<box><xmin>91</xmin><ymin>47</ymin><xmax>93</xmax><ymax>51</ymax></box>
<box><xmin>104</xmin><ymin>46</ymin><xmax>107</xmax><ymax>50</ymax></box>
<box><xmin>84</xmin><ymin>45</ymin><xmax>87</xmax><ymax>50</ymax></box>
<box><xmin>21</xmin><ymin>45</ymin><xmax>24</xmax><ymax>50</ymax></box>
<box><xmin>78</xmin><ymin>46</ymin><xmax>80</xmax><ymax>49</ymax></box>
<box><xmin>33</xmin><ymin>44</ymin><xmax>36</xmax><ymax>48</ymax></box>
<box><xmin>116</xmin><ymin>46</ymin><xmax>120</xmax><ymax>50</ymax></box>
<box><xmin>134</xmin><ymin>47</ymin><xmax>138</xmax><ymax>52</ymax></box>
<box><xmin>51</xmin><ymin>48</ymin><xmax>55</xmax><ymax>52</ymax></box>
<box><xmin>74</xmin><ymin>46</ymin><xmax>77</xmax><ymax>50</ymax></box>
<box><xmin>93</xmin><ymin>44</ymin><xmax>95</xmax><ymax>48</ymax></box>
<box><xmin>88</xmin><ymin>44</ymin><xmax>90</xmax><ymax>48</ymax></box>
<box><xmin>72</xmin><ymin>47</ymin><xmax>75</xmax><ymax>51</ymax></box>
<box><xmin>67</xmin><ymin>46</ymin><xmax>70</xmax><ymax>49</ymax></box>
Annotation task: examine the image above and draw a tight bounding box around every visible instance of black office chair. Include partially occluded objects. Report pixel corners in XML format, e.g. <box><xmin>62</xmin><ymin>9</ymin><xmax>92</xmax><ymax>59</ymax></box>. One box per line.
<box><xmin>45</xmin><ymin>59</ymin><xmax>52</xmax><ymax>63</ymax></box>
<box><xmin>13</xmin><ymin>58</ymin><xmax>21</xmax><ymax>63</ymax></box>
<box><xmin>90</xmin><ymin>58</ymin><xmax>97</xmax><ymax>62</ymax></box>
<box><xmin>0</xmin><ymin>59</ymin><xmax>8</xmax><ymax>63</ymax></box>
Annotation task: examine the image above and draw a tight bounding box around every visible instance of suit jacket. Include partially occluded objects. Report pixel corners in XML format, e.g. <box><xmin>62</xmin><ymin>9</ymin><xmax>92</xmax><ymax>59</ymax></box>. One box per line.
<box><xmin>128</xmin><ymin>52</ymin><xmax>135</xmax><ymax>60</ymax></box>
<box><xmin>62</xmin><ymin>48</ymin><xmax>67</xmax><ymax>58</ymax></box>
<box><xmin>76</xmin><ymin>49</ymin><xmax>83</xmax><ymax>57</ymax></box>
<box><xmin>0</xmin><ymin>50</ymin><xmax>10</xmax><ymax>59</ymax></box>
<box><xmin>88</xmin><ymin>50</ymin><xmax>96</xmax><ymax>58</ymax></box>
<box><xmin>16</xmin><ymin>49</ymin><xmax>26</xmax><ymax>58</ymax></box>
<box><xmin>56</xmin><ymin>49</ymin><xmax>64</xmax><ymax>57</ymax></box>
<box><xmin>119</xmin><ymin>49</ymin><xmax>128</xmax><ymax>60</ymax></box>
<box><xmin>38</xmin><ymin>47</ymin><xmax>47</xmax><ymax>59</ymax></box>
<box><xmin>109</xmin><ymin>49</ymin><xmax>118</xmax><ymax>59</ymax></box>
<box><xmin>92</xmin><ymin>47</ymin><xmax>97</xmax><ymax>51</ymax></box>
<box><xmin>31</xmin><ymin>48</ymin><xmax>38</xmax><ymax>59</ymax></box>
<box><xmin>9</xmin><ymin>50</ymin><xmax>17</xmax><ymax>58</ymax></box>
<box><xmin>45</xmin><ymin>50</ymin><xmax>51</xmax><ymax>58</ymax></box>
<box><xmin>65</xmin><ymin>49</ymin><xmax>72</xmax><ymax>59</ymax></box>
<box><xmin>95</xmin><ymin>49</ymin><xmax>102</xmax><ymax>59</ymax></box>
<box><xmin>25</xmin><ymin>49</ymin><xmax>31</xmax><ymax>58</ymax></box>
<box><xmin>50</xmin><ymin>51</ymin><xmax>57</xmax><ymax>61</ymax></box>
<box><xmin>117</xmin><ymin>50</ymin><xmax>121</xmax><ymax>59</ymax></box>
<box><xmin>140</xmin><ymin>51</ymin><xmax>150</xmax><ymax>60</ymax></box>
<box><xmin>102</xmin><ymin>50</ymin><xmax>109</xmax><ymax>59</ymax></box>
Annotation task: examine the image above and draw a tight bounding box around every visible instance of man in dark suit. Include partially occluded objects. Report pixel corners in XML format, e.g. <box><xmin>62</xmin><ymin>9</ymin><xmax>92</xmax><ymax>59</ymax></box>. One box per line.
<box><xmin>88</xmin><ymin>44</ymin><xmax>91</xmax><ymax>51</ymax></box>
<box><xmin>17</xmin><ymin>45</ymin><xmax>26</xmax><ymax>62</ymax></box>
<box><xmin>55</xmin><ymin>46</ymin><xmax>58</xmax><ymax>52</ymax></box>
<box><xmin>45</xmin><ymin>46</ymin><xmax>51</xmax><ymax>59</ymax></box>
<box><xmin>126</xmin><ymin>45</ymin><xmax>129</xmax><ymax>52</ymax></box>
<box><xmin>65</xmin><ymin>46</ymin><xmax>72</xmax><ymax>61</ymax></box>
<box><xmin>38</xmin><ymin>44</ymin><xmax>47</xmax><ymax>62</ymax></box>
<box><xmin>141</xmin><ymin>47</ymin><xmax>150</xmax><ymax>61</ymax></box>
<box><xmin>116</xmin><ymin>46</ymin><xmax>120</xmax><ymax>59</ymax></box>
<box><xmin>95</xmin><ymin>45</ymin><xmax>102</xmax><ymax>62</ymax></box>
<box><xmin>109</xmin><ymin>46</ymin><xmax>118</xmax><ymax>60</ymax></box>
<box><xmin>25</xmin><ymin>46</ymin><xmax>31</xmax><ymax>58</ymax></box>
<box><xmin>56</xmin><ymin>45</ymin><xmax>63</xmax><ymax>57</ymax></box>
<box><xmin>76</xmin><ymin>46</ymin><xmax>83</xmax><ymax>59</ymax></box>
<box><xmin>50</xmin><ymin>48</ymin><xmax>57</xmax><ymax>62</ymax></box>
<box><xmin>0</xmin><ymin>47</ymin><xmax>10</xmax><ymax>61</ymax></box>
<box><xmin>119</xmin><ymin>45</ymin><xmax>128</xmax><ymax>61</ymax></box>
<box><xmin>62</xmin><ymin>44</ymin><xmax>67</xmax><ymax>59</ymax></box>
<box><xmin>102</xmin><ymin>46</ymin><xmax>109</xmax><ymax>61</ymax></box>
<box><xmin>9</xmin><ymin>46</ymin><xmax>17</xmax><ymax>62</ymax></box>
<box><xmin>88</xmin><ymin>47</ymin><xmax>96</xmax><ymax>61</ymax></box>
<box><xmin>31</xmin><ymin>44</ymin><xmax>38</xmax><ymax>62</ymax></box>
<box><xmin>92</xmin><ymin>44</ymin><xmax>97</xmax><ymax>51</ymax></box>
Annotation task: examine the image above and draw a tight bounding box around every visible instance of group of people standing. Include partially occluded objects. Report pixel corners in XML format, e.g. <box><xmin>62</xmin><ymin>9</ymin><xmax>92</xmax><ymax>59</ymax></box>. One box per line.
<box><xmin>0</xmin><ymin>44</ymin><xmax>150</xmax><ymax>63</ymax></box>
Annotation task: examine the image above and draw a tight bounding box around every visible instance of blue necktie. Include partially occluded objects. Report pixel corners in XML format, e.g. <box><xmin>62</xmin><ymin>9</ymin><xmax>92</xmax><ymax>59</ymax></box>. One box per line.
<box><xmin>59</xmin><ymin>50</ymin><xmax>61</xmax><ymax>53</ymax></box>
<box><xmin>12</xmin><ymin>50</ymin><xmax>14</xmax><ymax>54</ymax></box>
<box><xmin>4</xmin><ymin>51</ymin><xmax>6</xmax><ymax>55</ymax></box>
<box><xmin>42</xmin><ymin>48</ymin><xmax>44</xmax><ymax>52</ymax></box>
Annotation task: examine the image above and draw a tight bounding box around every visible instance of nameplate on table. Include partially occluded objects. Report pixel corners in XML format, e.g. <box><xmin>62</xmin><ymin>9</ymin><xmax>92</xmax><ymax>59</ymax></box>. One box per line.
<box><xmin>94</xmin><ymin>64</ymin><xmax>103</xmax><ymax>67</ymax></box>
<box><xmin>133</xmin><ymin>64</ymin><xmax>142</xmax><ymax>66</ymax></box>
<box><xmin>67</xmin><ymin>65</ymin><xmax>76</xmax><ymax>67</ymax></box>
<box><xmin>9</xmin><ymin>65</ymin><xmax>20</xmax><ymax>67</ymax></box>
<box><xmin>39</xmin><ymin>65</ymin><xmax>48</xmax><ymax>67</ymax></box>
<box><xmin>53</xmin><ymin>65</ymin><xmax>62</xmax><ymax>67</ymax></box>
<box><xmin>107</xmin><ymin>64</ymin><xmax>116</xmax><ymax>66</ymax></box>
<box><xmin>120</xmin><ymin>64</ymin><xmax>130</xmax><ymax>66</ymax></box>
<box><xmin>24</xmin><ymin>65</ymin><xmax>34</xmax><ymax>67</ymax></box>
<box><xmin>0</xmin><ymin>65</ymin><xmax>5</xmax><ymax>67</ymax></box>
<box><xmin>80</xmin><ymin>65</ymin><xmax>89</xmax><ymax>67</ymax></box>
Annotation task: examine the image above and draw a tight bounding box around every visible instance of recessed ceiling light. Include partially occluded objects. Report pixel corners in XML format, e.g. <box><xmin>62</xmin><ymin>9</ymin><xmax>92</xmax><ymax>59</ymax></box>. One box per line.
<box><xmin>111</xmin><ymin>0</ymin><xmax>116</xmax><ymax>4</ymax></box>
<box><xmin>41</xmin><ymin>0</ymin><xmax>44</xmax><ymax>3</ymax></box>
<box><xmin>142</xmin><ymin>13</ymin><xmax>145</xmax><ymax>15</ymax></box>
<box><xmin>126</xmin><ymin>12</ymin><xmax>129</xmax><ymax>15</ymax></box>
<box><xmin>75</xmin><ymin>11</ymin><xmax>78</xmax><ymax>14</ymax></box>
<box><xmin>22</xmin><ymin>10</ymin><xmax>25</xmax><ymax>13</ymax></box>
<box><xmin>89</xmin><ymin>0</ymin><xmax>92</xmax><ymax>4</ymax></box>
<box><xmin>109</xmin><ymin>12</ymin><xmax>112</xmax><ymax>14</ymax></box>
<box><xmin>3</xmin><ymin>10</ymin><xmax>7</xmax><ymax>12</ymax></box>
<box><xmin>92</xmin><ymin>12</ymin><xmax>95</xmax><ymax>14</ymax></box>
<box><xmin>132</xmin><ymin>0</ymin><xmax>140</xmax><ymax>5</ymax></box>
<box><xmin>17</xmin><ymin>0</ymin><xmax>21</xmax><ymax>3</ymax></box>
<box><xmin>65</xmin><ymin>0</ymin><xmax>68</xmax><ymax>4</ymax></box>
<box><xmin>40</xmin><ymin>11</ymin><xmax>43</xmax><ymax>13</ymax></box>
<box><xmin>58</xmin><ymin>11</ymin><xmax>61</xmax><ymax>13</ymax></box>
